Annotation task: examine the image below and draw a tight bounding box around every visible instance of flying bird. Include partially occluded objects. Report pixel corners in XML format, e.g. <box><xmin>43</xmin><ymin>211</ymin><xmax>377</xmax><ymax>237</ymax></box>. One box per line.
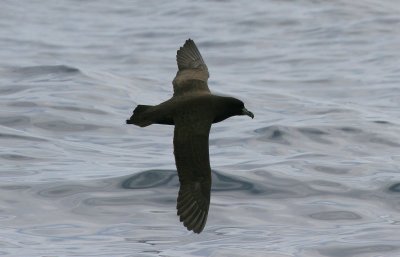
<box><xmin>126</xmin><ymin>39</ymin><xmax>254</xmax><ymax>233</ymax></box>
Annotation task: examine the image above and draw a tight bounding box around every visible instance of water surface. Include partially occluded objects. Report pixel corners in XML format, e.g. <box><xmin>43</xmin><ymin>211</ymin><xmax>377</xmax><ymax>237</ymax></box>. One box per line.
<box><xmin>1</xmin><ymin>0</ymin><xmax>400</xmax><ymax>256</ymax></box>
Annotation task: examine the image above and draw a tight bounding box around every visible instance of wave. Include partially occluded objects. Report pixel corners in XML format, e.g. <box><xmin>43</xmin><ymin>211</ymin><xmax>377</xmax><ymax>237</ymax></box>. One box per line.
<box><xmin>12</xmin><ymin>65</ymin><xmax>80</xmax><ymax>76</ymax></box>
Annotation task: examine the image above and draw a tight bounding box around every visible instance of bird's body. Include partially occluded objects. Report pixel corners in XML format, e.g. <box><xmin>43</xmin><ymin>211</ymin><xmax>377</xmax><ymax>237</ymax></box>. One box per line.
<box><xmin>129</xmin><ymin>94</ymin><xmax>247</xmax><ymax>127</ymax></box>
<box><xmin>127</xmin><ymin>39</ymin><xmax>253</xmax><ymax>233</ymax></box>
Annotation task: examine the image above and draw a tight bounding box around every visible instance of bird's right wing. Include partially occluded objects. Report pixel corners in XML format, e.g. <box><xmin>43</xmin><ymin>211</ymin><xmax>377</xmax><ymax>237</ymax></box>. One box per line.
<box><xmin>172</xmin><ymin>39</ymin><xmax>211</xmax><ymax>97</ymax></box>
<box><xmin>173</xmin><ymin>117</ymin><xmax>212</xmax><ymax>233</ymax></box>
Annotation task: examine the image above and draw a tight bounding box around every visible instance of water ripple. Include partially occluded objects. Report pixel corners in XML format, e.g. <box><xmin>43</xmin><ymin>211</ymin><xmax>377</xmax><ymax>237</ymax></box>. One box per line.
<box><xmin>11</xmin><ymin>65</ymin><xmax>80</xmax><ymax>77</ymax></box>
<box><xmin>309</xmin><ymin>211</ymin><xmax>362</xmax><ymax>221</ymax></box>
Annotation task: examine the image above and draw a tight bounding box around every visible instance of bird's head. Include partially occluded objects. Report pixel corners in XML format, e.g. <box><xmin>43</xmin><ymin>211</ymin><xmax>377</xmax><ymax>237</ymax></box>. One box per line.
<box><xmin>214</xmin><ymin>97</ymin><xmax>254</xmax><ymax>123</ymax></box>
<box><xmin>233</xmin><ymin>98</ymin><xmax>254</xmax><ymax>119</ymax></box>
<box><xmin>240</xmin><ymin>102</ymin><xmax>254</xmax><ymax>119</ymax></box>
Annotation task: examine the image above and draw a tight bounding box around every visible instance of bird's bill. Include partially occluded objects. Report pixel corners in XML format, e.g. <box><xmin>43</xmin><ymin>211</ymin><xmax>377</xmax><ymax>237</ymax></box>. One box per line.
<box><xmin>242</xmin><ymin>108</ymin><xmax>254</xmax><ymax>119</ymax></box>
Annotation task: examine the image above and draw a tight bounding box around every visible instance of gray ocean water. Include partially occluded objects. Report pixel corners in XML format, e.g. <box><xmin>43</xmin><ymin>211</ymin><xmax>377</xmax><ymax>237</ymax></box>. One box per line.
<box><xmin>1</xmin><ymin>0</ymin><xmax>400</xmax><ymax>256</ymax></box>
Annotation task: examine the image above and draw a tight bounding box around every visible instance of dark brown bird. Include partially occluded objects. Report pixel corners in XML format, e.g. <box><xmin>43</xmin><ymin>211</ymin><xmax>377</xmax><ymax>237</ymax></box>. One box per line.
<box><xmin>126</xmin><ymin>39</ymin><xmax>254</xmax><ymax>233</ymax></box>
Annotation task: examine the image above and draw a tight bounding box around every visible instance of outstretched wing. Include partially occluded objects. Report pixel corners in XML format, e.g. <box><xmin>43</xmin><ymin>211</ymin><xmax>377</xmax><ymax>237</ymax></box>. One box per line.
<box><xmin>172</xmin><ymin>39</ymin><xmax>211</xmax><ymax>97</ymax></box>
<box><xmin>173</xmin><ymin>116</ymin><xmax>212</xmax><ymax>233</ymax></box>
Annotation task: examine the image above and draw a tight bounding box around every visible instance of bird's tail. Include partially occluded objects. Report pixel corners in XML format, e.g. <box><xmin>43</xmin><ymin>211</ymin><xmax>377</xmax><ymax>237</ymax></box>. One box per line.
<box><xmin>126</xmin><ymin>105</ymin><xmax>154</xmax><ymax>127</ymax></box>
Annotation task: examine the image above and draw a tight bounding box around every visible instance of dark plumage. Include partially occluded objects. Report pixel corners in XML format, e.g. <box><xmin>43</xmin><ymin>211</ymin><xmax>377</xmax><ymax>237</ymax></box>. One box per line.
<box><xmin>126</xmin><ymin>39</ymin><xmax>254</xmax><ymax>233</ymax></box>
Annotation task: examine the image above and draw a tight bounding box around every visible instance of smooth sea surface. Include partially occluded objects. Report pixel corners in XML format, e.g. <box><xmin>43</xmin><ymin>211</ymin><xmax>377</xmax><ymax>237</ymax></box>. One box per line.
<box><xmin>1</xmin><ymin>1</ymin><xmax>400</xmax><ymax>256</ymax></box>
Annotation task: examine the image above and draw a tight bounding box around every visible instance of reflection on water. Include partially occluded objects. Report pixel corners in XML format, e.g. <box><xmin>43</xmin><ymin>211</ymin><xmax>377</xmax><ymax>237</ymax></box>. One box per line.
<box><xmin>121</xmin><ymin>169</ymin><xmax>267</xmax><ymax>194</ymax></box>
<box><xmin>388</xmin><ymin>183</ymin><xmax>400</xmax><ymax>193</ymax></box>
<box><xmin>121</xmin><ymin>169</ymin><xmax>177</xmax><ymax>189</ymax></box>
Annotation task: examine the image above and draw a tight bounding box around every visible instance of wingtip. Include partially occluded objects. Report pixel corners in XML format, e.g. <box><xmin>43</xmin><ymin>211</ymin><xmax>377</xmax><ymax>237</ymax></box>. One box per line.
<box><xmin>175</xmin><ymin>38</ymin><xmax>208</xmax><ymax>73</ymax></box>
<box><xmin>176</xmin><ymin>185</ymin><xmax>209</xmax><ymax>234</ymax></box>
<box><xmin>177</xmin><ymin>205</ymin><xmax>208</xmax><ymax>234</ymax></box>
<box><xmin>179</xmin><ymin>38</ymin><xmax>195</xmax><ymax>51</ymax></box>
